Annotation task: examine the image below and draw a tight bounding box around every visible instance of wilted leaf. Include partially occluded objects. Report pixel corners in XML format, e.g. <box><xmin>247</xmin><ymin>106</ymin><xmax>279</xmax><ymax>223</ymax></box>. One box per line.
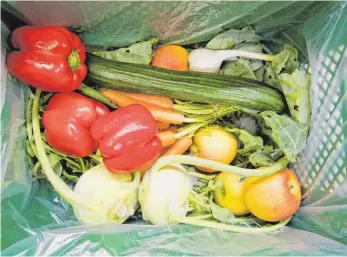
<box><xmin>227</xmin><ymin>128</ymin><xmax>263</xmax><ymax>155</ymax></box>
<box><xmin>206</xmin><ymin>27</ymin><xmax>261</xmax><ymax>50</ymax></box>
<box><xmin>261</xmin><ymin>111</ymin><xmax>309</xmax><ymax>162</ymax></box>
<box><xmin>221</xmin><ymin>59</ymin><xmax>256</xmax><ymax>80</ymax></box>
<box><xmin>272</xmin><ymin>44</ymin><xmax>299</xmax><ymax>74</ymax></box>
<box><xmin>279</xmin><ymin>69</ymin><xmax>311</xmax><ymax>125</ymax></box>
<box><xmin>92</xmin><ymin>37</ymin><xmax>159</xmax><ymax>64</ymax></box>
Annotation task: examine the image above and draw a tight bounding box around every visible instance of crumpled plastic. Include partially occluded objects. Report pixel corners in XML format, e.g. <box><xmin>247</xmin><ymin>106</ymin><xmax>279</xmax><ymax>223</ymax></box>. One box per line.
<box><xmin>1</xmin><ymin>1</ymin><xmax>346</xmax><ymax>255</ymax></box>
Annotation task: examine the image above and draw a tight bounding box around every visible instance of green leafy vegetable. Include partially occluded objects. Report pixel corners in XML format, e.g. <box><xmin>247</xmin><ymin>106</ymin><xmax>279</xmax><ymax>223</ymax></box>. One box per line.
<box><xmin>272</xmin><ymin>44</ymin><xmax>299</xmax><ymax>74</ymax></box>
<box><xmin>249</xmin><ymin>148</ymin><xmax>284</xmax><ymax>167</ymax></box>
<box><xmin>92</xmin><ymin>37</ymin><xmax>159</xmax><ymax>65</ymax></box>
<box><xmin>233</xmin><ymin>42</ymin><xmax>263</xmax><ymax>53</ymax></box>
<box><xmin>211</xmin><ymin>202</ymin><xmax>235</xmax><ymax>222</ymax></box>
<box><xmin>249</xmin><ymin>150</ymin><xmax>275</xmax><ymax>167</ymax></box>
<box><xmin>220</xmin><ymin>59</ymin><xmax>256</xmax><ymax>79</ymax></box>
<box><xmin>264</xmin><ymin>63</ymin><xmax>281</xmax><ymax>89</ymax></box>
<box><xmin>263</xmin><ymin>44</ymin><xmax>301</xmax><ymax>90</ymax></box>
<box><xmin>261</xmin><ymin>111</ymin><xmax>309</xmax><ymax>162</ymax></box>
<box><xmin>227</xmin><ymin>128</ymin><xmax>264</xmax><ymax>156</ymax></box>
<box><xmin>248</xmin><ymin>60</ymin><xmax>264</xmax><ymax>71</ymax></box>
<box><xmin>254</xmin><ymin>66</ymin><xmax>265</xmax><ymax>81</ymax></box>
<box><xmin>279</xmin><ymin>69</ymin><xmax>311</xmax><ymax>124</ymax></box>
<box><xmin>206</xmin><ymin>27</ymin><xmax>261</xmax><ymax>50</ymax></box>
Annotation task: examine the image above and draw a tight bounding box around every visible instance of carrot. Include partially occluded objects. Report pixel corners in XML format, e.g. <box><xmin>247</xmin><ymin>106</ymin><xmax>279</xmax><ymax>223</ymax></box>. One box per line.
<box><xmin>101</xmin><ymin>89</ymin><xmax>184</xmax><ymax>124</ymax></box>
<box><xmin>157</xmin><ymin>121</ymin><xmax>170</xmax><ymax>130</ymax></box>
<box><xmin>101</xmin><ymin>89</ymin><xmax>139</xmax><ymax>107</ymax></box>
<box><xmin>162</xmin><ymin>137</ymin><xmax>192</xmax><ymax>156</ymax></box>
<box><xmin>122</xmin><ymin>92</ymin><xmax>173</xmax><ymax>109</ymax></box>
<box><xmin>167</xmin><ymin>126</ymin><xmax>178</xmax><ymax>133</ymax></box>
<box><xmin>156</xmin><ymin>131</ymin><xmax>176</xmax><ymax>147</ymax></box>
<box><xmin>149</xmin><ymin>107</ymin><xmax>184</xmax><ymax>125</ymax></box>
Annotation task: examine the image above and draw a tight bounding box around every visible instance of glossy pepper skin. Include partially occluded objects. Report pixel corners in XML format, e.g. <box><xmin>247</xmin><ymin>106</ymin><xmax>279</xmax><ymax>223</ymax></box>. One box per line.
<box><xmin>7</xmin><ymin>26</ymin><xmax>87</xmax><ymax>92</ymax></box>
<box><xmin>90</xmin><ymin>104</ymin><xmax>162</xmax><ymax>173</ymax></box>
<box><xmin>42</xmin><ymin>93</ymin><xmax>110</xmax><ymax>157</ymax></box>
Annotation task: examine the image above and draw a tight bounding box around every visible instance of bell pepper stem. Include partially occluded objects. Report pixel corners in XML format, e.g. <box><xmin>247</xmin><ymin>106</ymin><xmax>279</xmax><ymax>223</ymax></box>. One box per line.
<box><xmin>68</xmin><ymin>50</ymin><xmax>81</xmax><ymax>71</ymax></box>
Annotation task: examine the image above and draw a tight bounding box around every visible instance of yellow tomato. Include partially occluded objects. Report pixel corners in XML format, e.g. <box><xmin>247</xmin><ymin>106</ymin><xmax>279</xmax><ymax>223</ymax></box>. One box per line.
<box><xmin>214</xmin><ymin>173</ymin><xmax>260</xmax><ymax>215</ymax></box>
<box><xmin>193</xmin><ymin>126</ymin><xmax>238</xmax><ymax>173</ymax></box>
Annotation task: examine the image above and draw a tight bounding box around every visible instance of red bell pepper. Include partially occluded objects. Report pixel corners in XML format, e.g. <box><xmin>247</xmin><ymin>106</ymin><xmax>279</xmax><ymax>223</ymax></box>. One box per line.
<box><xmin>90</xmin><ymin>104</ymin><xmax>162</xmax><ymax>173</ymax></box>
<box><xmin>7</xmin><ymin>26</ymin><xmax>87</xmax><ymax>92</ymax></box>
<box><xmin>42</xmin><ymin>93</ymin><xmax>110</xmax><ymax>157</ymax></box>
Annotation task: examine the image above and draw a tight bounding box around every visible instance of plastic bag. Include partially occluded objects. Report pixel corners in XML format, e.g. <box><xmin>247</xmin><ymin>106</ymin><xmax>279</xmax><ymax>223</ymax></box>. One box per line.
<box><xmin>1</xmin><ymin>1</ymin><xmax>346</xmax><ymax>255</ymax></box>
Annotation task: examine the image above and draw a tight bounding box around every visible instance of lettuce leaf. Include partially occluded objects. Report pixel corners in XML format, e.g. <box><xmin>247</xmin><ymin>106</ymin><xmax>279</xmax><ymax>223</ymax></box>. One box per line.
<box><xmin>233</xmin><ymin>42</ymin><xmax>263</xmax><ymax>53</ymax></box>
<box><xmin>254</xmin><ymin>66</ymin><xmax>265</xmax><ymax>81</ymax></box>
<box><xmin>220</xmin><ymin>59</ymin><xmax>256</xmax><ymax>79</ymax></box>
<box><xmin>264</xmin><ymin>63</ymin><xmax>281</xmax><ymax>89</ymax></box>
<box><xmin>279</xmin><ymin>69</ymin><xmax>311</xmax><ymax>125</ymax></box>
<box><xmin>272</xmin><ymin>44</ymin><xmax>299</xmax><ymax>74</ymax></box>
<box><xmin>206</xmin><ymin>27</ymin><xmax>261</xmax><ymax>50</ymax></box>
<box><xmin>92</xmin><ymin>37</ymin><xmax>159</xmax><ymax>65</ymax></box>
<box><xmin>261</xmin><ymin>111</ymin><xmax>309</xmax><ymax>162</ymax></box>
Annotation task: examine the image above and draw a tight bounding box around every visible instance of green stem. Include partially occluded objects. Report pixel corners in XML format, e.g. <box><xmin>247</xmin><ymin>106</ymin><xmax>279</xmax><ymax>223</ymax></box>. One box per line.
<box><xmin>188</xmin><ymin>214</ymin><xmax>213</xmax><ymax>220</ymax></box>
<box><xmin>32</xmin><ymin>161</ymin><xmax>44</xmax><ymax>178</ymax></box>
<box><xmin>88</xmin><ymin>154</ymin><xmax>103</xmax><ymax>163</ymax></box>
<box><xmin>169</xmin><ymin>215</ymin><xmax>291</xmax><ymax>233</ymax></box>
<box><xmin>63</xmin><ymin>157</ymin><xmax>81</xmax><ymax>169</ymax></box>
<box><xmin>79</xmin><ymin>158</ymin><xmax>86</xmax><ymax>172</ymax></box>
<box><xmin>26</xmin><ymin>140</ymin><xmax>35</xmax><ymax>158</ymax></box>
<box><xmin>132</xmin><ymin>171</ymin><xmax>142</xmax><ymax>188</ymax></box>
<box><xmin>188</xmin><ymin>194</ymin><xmax>210</xmax><ymax>210</ymax></box>
<box><xmin>26</xmin><ymin>97</ymin><xmax>37</xmax><ymax>157</ymax></box>
<box><xmin>235</xmin><ymin>160</ymin><xmax>250</xmax><ymax>167</ymax></box>
<box><xmin>183</xmin><ymin>117</ymin><xmax>203</xmax><ymax>123</ymax></box>
<box><xmin>43</xmin><ymin>142</ymin><xmax>68</xmax><ymax>157</ymax></box>
<box><xmin>175</xmin><ymin>123</ymin><xmax>207</xmax><ymax>139</ymax></box>
<box><xmin>152</xmin><ymin>155</ymin><xmax>289</xmax><ymax>177</ymax></box>
<box><xmin>187</xmin><ymin>171</ymin><xmax>217</xmax><ymax>180</ymax></box>
<box><xmin>78</xmin><ymin>84</ymin><xmax>117</xmax><ymax>108</ymax></box>
<box><xmin>174</xmin><ymin>101</ymin><xmax>238</xmax><ymax>124</ymax></box>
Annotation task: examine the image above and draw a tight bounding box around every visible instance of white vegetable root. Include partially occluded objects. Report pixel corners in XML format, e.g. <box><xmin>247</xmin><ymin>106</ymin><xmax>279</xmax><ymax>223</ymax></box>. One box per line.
<box><xmin>188</xmin><ymin>48</ymin><xmax>274</xmax><ymax>73</ymax></box>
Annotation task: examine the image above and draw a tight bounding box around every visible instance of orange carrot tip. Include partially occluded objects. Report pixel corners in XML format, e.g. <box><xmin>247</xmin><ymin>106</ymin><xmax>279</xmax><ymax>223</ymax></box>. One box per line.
<box><xmin>162</xmin><ymin>136</ymin><xmax>192</xmax><ymax>156</ymax></box>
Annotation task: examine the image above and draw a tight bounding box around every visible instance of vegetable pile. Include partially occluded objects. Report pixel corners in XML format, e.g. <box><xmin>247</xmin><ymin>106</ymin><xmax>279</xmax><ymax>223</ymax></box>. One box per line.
<box><xmin>8</xmin><ymin>25</ymin><xmax>311</xmax><ymax>232</ymax></box>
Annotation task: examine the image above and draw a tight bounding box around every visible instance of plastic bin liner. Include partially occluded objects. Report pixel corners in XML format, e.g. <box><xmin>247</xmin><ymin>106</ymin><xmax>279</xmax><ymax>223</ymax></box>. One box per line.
<box><xmin>1</xmin><ymin>1</ymin><xmax>346</xmax><ymax>255</ymax></box>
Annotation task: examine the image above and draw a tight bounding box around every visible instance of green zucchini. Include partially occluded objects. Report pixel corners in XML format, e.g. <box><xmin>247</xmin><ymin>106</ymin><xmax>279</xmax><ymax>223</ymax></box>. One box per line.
<box><xmin>87</xmin><ymin>54</ymin><xmax>286</xmax><ymax>112</ymax></box>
